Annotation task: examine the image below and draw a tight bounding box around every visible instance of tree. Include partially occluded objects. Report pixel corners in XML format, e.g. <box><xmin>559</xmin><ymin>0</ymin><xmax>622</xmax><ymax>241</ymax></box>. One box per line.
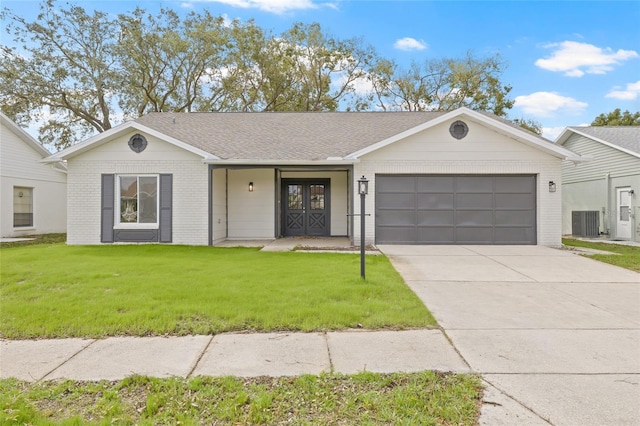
<box><xmin>368</xmin><ymin>52</ymin><xmax>514</xmax><ymax>116</ymax></box>
<box><xmin>512</xmin><ymin>117</ymin><xmax>543</xmax><ymax>135</ymax></box>
<box><xmin>0</xmin><ymin>0</ymin><xmax>120</xmax><ymax>149</ymax></box>
<box><xmin>591</xmin><ymin>109</ymin><xmax>640</xmax><ymax>126</ymax></box>
<box><xmin>1</xmin><ymin>1</ymin><xmax>516</xmax><ymax>149</ymax></box>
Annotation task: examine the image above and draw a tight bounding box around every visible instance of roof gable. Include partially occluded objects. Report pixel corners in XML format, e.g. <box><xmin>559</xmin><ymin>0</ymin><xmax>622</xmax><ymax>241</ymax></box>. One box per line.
<box><xmin>43</xmin><ymin>121</ymin><xmax>217</xmax><ymax>163</ymax></box>
<box><xmin>347</xmin><ymin>108</ymin><xmax>583</xmax><ymax>161</ymax></box>
<box><xmin>0</xmin><ymin>112</ymin><xmax>51</xmax><ymax>158</ymax></box>
<box><xmin>556</xmin><ymin>126</ymin><xmax>640</xmax><ymax>159</ymax></box>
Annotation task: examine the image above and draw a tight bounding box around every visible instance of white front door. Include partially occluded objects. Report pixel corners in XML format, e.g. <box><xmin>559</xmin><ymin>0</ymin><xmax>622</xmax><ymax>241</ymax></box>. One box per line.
<box><xmin>616</xmin><ymin>188</ymin><xmax>632</xmax><ymax>239</ymax></box>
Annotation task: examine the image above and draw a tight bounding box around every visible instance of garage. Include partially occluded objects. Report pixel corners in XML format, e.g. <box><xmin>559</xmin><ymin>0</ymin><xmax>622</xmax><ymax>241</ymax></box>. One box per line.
<box><xmin>375</xmin><ymin>175</ymin><xmax>536</xmax><ymax>245</ymax></box>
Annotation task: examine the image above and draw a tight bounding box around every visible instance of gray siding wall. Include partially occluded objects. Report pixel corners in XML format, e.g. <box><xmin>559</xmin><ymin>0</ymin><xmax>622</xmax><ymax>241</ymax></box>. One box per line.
<box><xmin>560</xmin><ymin>133</ymin><xmax>640</xmax><ymax>241</ymax></box>
<box><xmin>561</xmin><ymin>134</ymin><xmax>640</xmax><ymax>183</ymax></box>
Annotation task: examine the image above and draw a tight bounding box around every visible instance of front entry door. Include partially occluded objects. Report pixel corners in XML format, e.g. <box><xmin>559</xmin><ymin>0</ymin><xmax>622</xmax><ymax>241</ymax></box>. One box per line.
<box><xmin>282</xmin><ymin>179</ymin><xmax>330</xmax><ymax>237</ymax></box>
<box><xmin>616</xmin><ymin>187</ymin><xmax>632</xmax><ymax>239</ymax></box>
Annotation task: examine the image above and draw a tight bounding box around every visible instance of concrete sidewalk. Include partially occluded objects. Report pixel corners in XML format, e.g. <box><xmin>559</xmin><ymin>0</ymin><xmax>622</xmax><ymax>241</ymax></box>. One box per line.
<box><xmin>1</xmin><ymin>329</ymin><xmax>468</xmax><ymax>382</ymax></box>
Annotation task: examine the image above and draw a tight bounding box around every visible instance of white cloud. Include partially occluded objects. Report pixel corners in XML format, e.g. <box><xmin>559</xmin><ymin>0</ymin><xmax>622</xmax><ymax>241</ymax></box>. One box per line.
<box><xmin>542</xmin><ymin>126</ymin><xmax>566</xmax><ymax>141</ymax></box>
<box><xmin>535</xmin><ymin>41</ymin><xmax>638</xmax><ymax>77</ymax></box>
<box><xmin>514</xmin><ymin>91</ymin><xmax>588</xmax><ymax>117</ymax></box>
<box><xmin>393</xmin><ymin>37</ymin><xmax>428</xmax><ymax>51</ymax></box>
<box><xmin>606</xmin><ymin>80</ymin><xmax>640</xmax><ymax>100</ymax></box>
<box><xmin>182</xmin><ymin>0</ymin><xmax>327</xmax><ymax>14</ymax></box>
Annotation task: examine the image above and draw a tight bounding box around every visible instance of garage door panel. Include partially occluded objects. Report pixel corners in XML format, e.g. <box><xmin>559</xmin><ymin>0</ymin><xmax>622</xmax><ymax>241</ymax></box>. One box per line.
<box><xmin>417</xmin><ymin>227</ymin><xmax>454</xmax><ymax>243</ymax></box>
<box><xmin>417</xmin><ymin>194</ymin><xmax>454</xmax><ymax>209</ymax></box>
<box><xmin>417</xmin><ymin>210</ymin><xmax>454</xmax><ymax>226</ymax></box>
<box><xmin>377</xmin><ymin>210</ymin><xmax>415</xmax><ymax>226</ymax></box>
<box><xmin>495</xmin><ymin>227</ymin><xmax>535</xmax><ymax>244</ymax></box>
<box><xmin>375</xmin><ymin>175</ymin><xmax>536</xmax><ymax>245</ymax></box>
<box><xmin>495</xmin><ymin>193</ymin><xmax>535</xmax><ymax>209</ymax></box>
<box><xmin>495</xmin><ymin>210</ymin><xmax>535</xmax><ymax>226</ymax></box>
<box><xmin>377</xmin><ymin>227</ymin><xmax>416</xmax><ymax>244</ymax></box>
<box><xmin>495</xmin><ymin>176</ymin><xmax>534</xmax><ymax>193</ymax></box>
<box><xmin>456</xmin><ymin>193</ymin><xmax>493</xmax><ymax>209</ymax></box>
<box><xmin>456</xmin><ymin>227</ymin><xmax>494</xmax><ymax>243</ymax></box>
<box><xmin>377</xmin><ymin>176</ymin><xmax>415</xmax><ymax>192</ymax></box>
<box><xmin>377</xmin><ymin>193</ymin><xmax>415</xmax><ymax>209</ymax></box>
<box><xmin>417</xmin><ymin>176</ymin><xmax>455</xmax><ymax>193</ymax></box>
<box><xmin>457</xmin><ymin>176</ymin><xmax>493</xmax><ymax>192</ymax></box>
<box><xmin>456</xmin><ymin>210</ymin><xmax>494</xmax><ymax>226</ymax></box>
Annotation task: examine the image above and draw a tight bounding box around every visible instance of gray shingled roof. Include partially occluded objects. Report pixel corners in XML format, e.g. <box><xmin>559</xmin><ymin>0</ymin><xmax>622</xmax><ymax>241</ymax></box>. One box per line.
<box><xmin>134</xmin><ymin>111</ymin><xmax>449</xmax><ymax>160</ymax></box>
<box><xmin>569</xmin><ymin>126</ymin><xmax>640</xmax><ymax>155</ymax></box>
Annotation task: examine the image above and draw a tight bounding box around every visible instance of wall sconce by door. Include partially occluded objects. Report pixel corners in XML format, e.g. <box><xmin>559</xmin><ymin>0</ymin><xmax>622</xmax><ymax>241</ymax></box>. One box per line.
<box><xmin>248</xmin><ymin>182</ymin><xmax>254</xmax><ymax>192</ymax></box>
<box><xmin>548</xmin><ymin>181</ymin><xmax>556</xmax><ymax>193</ymax></box>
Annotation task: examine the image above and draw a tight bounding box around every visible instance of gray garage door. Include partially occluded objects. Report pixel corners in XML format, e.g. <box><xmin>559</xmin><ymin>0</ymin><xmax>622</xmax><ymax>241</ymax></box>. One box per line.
<box><xmin>375</xmin><ymin>175</ymin><xmax>536</xmax><ymax>245</ymax></box>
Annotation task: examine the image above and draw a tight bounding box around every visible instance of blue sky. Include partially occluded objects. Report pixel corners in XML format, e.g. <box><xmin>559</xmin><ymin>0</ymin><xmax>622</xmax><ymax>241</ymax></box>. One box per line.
<box><xmin>2</xmin><ymin>0</ymin><xmax>639</xmax><ymax>140</ymax></box>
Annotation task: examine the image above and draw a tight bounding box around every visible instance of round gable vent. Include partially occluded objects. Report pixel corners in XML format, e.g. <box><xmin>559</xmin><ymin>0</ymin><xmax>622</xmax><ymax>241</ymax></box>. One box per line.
<box><xmin>128</xmin><ymin>134</ymin><xmax>148</xmax><ymax>153</ymax></box>
<box><xmin>449</xmin><ymin>120</ymin><xmax>469</xmax><ymax>140</ymax></box>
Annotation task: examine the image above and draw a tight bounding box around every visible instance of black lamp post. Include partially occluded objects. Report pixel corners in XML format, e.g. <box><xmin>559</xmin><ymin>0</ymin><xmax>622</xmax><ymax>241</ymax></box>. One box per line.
<box><xmin>358</xmin><ymin>175</ymin><xmax>369</xmax><ymax>279</ymax></box>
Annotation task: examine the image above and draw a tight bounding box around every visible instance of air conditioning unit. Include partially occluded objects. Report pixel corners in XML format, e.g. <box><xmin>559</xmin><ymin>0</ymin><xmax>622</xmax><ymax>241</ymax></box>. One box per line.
<box><xmin>571</xmin><ymin>211</ymin><xmax>600</xmax><ymax>237</ymax></box>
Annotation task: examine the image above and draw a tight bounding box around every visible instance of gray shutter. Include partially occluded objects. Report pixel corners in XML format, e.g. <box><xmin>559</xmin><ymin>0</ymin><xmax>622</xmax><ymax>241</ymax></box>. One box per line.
<box><xmin>159</xmin><ymin>174</ymin><xmax>172</xmax><ymax>243</ymax></box>
<box><xmin>101</xmin><ymin>174</ymin><xmax>115</xmax><ymax>243</ymax></box>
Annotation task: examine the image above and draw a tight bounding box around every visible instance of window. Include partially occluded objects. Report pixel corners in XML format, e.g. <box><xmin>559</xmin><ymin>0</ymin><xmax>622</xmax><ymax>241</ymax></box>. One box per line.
<box><xmin>13</xmin><ymin>187</ymin><xmax>33</xmax><ymax>227</ymax></box>
<box><xmin>118</xmin><ymin>175</ymin><xmax>158</xmax><ymax>225</ymax></box>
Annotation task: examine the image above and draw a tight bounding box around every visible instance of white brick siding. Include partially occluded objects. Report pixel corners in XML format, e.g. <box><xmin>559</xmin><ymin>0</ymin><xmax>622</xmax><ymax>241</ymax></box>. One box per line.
<box><xmin>67</xmin><ymin>155</ymin><xmax>209</xmax><ymax>245</ymax></box>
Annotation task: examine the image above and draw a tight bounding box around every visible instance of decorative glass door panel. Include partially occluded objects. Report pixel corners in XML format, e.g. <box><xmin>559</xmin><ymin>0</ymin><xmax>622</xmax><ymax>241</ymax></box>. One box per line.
<box><xmin>282</xmin><ymin>180</ymin><xmax>329</xmax><ymax>236</ymax></box>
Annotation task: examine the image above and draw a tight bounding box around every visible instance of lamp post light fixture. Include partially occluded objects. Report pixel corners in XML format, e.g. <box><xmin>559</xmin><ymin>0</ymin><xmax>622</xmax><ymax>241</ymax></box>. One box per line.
<box><xmin>357</xmin><ymin>175</ymin><xmax>369</xmax><ymax>279</ymax></box>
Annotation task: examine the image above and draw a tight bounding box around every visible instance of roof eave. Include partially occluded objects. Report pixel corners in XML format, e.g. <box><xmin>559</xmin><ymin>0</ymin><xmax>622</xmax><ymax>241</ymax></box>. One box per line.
<box><xmin>204</xmin><ymin>158</ymin><xmax>357</xmax><ymax>166</ymax></box>
<box><xmin>556</xmin><ymin>127</ymin><xmax>640</xmax><ymax>160</ymax></box>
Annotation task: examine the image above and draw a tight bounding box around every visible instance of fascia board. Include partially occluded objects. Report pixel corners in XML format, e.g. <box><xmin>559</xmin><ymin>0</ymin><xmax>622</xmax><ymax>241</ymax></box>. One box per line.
<box><xmin>204</xmin><ymin>159</ymin><xmax>357</xmax><ymax>166</ymax></box>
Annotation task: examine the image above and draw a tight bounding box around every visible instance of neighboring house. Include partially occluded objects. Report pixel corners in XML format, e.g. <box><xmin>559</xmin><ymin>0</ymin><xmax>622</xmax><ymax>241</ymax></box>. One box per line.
<box><xmin>43</xmin><ymin>107</ymin><xmax>583</xmax><ymax>247</ymax></box>
<box><xmin>556</xmin><ymin>126</ymin><xmax>640</xmax><ymax>243</ymax></box>
<box><xmin>0</xmin><ymin>112</ymin><xmax>67</xmax><ymax>238</ymax></box>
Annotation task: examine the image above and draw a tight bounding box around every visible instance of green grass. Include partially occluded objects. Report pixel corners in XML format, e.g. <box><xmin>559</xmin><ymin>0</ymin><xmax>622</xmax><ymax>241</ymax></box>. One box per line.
<box><xmin>562</xmin><ymin>238</ymin><xmax>640</xmax><ymax>272</ymax></box>
<box><xmin>0</xmin><ymin>244</ymin><xmax>435</xmax><ymax>339</ymax></box>
<box><xmin>0</xmin><ymin>372</ymin><xmax>482</xmax><ymax>425</ymax></box>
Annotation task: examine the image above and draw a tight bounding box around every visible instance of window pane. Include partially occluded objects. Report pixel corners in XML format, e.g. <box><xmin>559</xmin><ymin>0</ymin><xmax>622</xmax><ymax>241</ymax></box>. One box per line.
<box><xmin>288</xmin><ymin>185</ymin><xmax>303</xmax><ymax>209</ymax></box>
<box><xmin>139</xmin><ymin>177</ymin><xmax>158</xmax><ymax>223</ymax></box>
<box><xmin>13</xmin><ymin>187</ymin><xmax>33</xmax><ymax>227</ymax></box>
<box><xmin>309</xmin><ymin>184</ymin><xmax>325</xmax><ymax>210</ymax></box>
<box><xmin>120</xmin><ymin>176</ymin><xmax>138</xmax><ymax>223</ymax></box>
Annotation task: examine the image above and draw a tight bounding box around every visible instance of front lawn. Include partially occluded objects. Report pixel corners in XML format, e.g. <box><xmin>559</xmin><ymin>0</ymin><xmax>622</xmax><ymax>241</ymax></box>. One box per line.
<box><xmin>0</xmin><ymin>244</ymin><xmax>435</xmax><ymax>339</ymax></box>
<box><xmin>0</xmin><ymin>373</ymin><xmax>482</xmax><ymax>425</ymax></box>
<box><xmin>562</xmin><ymin>238</ymin><xmax>640</xmax><ymax>272</ymax></box>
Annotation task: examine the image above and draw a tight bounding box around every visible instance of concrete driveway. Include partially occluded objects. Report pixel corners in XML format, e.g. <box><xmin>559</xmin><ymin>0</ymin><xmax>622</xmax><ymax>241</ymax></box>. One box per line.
<box><xmin>378</xmin><ymin>245</ymin><xmax>640</xmax><ymax>426</ymax></box>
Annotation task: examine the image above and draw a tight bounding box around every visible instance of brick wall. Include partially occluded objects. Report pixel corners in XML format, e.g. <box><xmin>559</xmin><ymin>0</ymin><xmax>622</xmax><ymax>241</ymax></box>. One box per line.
<box><xmin>67</xmin><ymin>159</ymin><xmax>209</xmax><ymax>245</ymax></box>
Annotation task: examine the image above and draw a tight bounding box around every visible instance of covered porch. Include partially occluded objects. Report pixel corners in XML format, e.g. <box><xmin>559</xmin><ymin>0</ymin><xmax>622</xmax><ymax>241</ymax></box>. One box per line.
<box><xmin>209</xmin><ymin>165</ymin><xmax>355</xmax><ymax>246</ymax></box>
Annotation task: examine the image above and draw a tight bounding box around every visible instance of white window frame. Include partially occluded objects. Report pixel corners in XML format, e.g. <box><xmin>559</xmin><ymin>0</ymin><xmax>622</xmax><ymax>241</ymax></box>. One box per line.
<box><xmin>13</xmin><ymin>186</ymin><xmax>34</xmax><ymax>229</ymax></box>
<box><xmin>115</xmin><ymin>174</ymin><xmax>159</xmax><ymax>229</ymax></box>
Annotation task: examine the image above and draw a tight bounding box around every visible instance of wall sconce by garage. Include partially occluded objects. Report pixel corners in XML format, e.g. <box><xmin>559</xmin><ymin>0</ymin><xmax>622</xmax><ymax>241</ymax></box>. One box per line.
<box><xmin>248</xmin><ymin>182</ymin><xmax>254</xmax><ymax>192</ymax></box>
<box><xmin>548</xmin><ymin>181</ymin><xmax>557</xmax><ymax>193</ymax></box>
<box><xmin>629</xmin><ymin>189</ymin><xmax>635</xmax><ymax>196</ymax></box>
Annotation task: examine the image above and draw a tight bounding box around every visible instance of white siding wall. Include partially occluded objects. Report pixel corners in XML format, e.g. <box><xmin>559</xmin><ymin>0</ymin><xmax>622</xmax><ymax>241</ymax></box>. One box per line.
<box><xmin>66</xmin><ymin>132</ymin><xmax>208</xmax><ymax>245</ymax></box>
<box><xmin>280</xmin><ymin>171</ymin><xmax>349</xmax><ymax>236</ymax></box>
<box><xmin>353</xmin><ymin>119</ymin><xmax>563</xmax><ymax>247</ymax></box>
<box><xmin>560</xmin><ymin>134</ymin><xmax>640</xmax><ymax>241</ymax></box>
<box><xmin>211</xmin><ymin>168</ymin><xmax>228</xmax><ymax>243</ymax></box>
<box><xmin>227</xmin><ymin>169</ymin><xmax>275</xmax><ymax>239</ymax></box>
<box><xmin>1</xmin><ymin>121</ymin><xmax>67</xmax><ymax>237</ymax></box>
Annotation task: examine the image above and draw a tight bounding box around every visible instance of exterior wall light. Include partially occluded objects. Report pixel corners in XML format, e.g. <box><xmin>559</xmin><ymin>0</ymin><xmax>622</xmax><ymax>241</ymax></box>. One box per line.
<box><xmin>549</xmin><ymin>181</ymin><xmax>557</xmax><ymax>193</ymax></box>
<box><xmin>248</xmin><ymin>182</ymin><xmax>254</xmax><ymax>192</ymax></box>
